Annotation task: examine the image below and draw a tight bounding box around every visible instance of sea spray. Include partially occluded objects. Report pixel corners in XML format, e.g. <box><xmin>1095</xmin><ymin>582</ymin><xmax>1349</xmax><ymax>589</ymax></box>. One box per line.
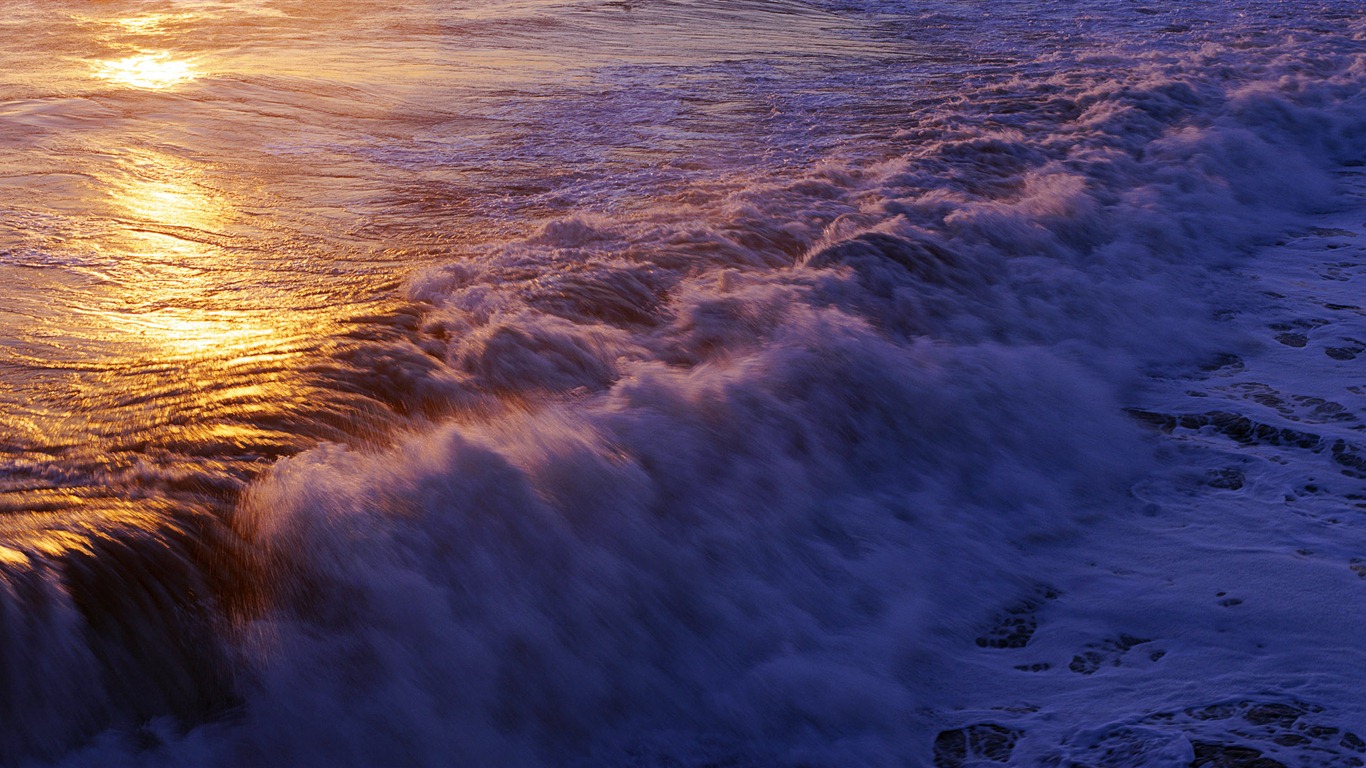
<box><xmin>206</xmin><ymin>23</ymin><xmax>1366</xmax><ymax>766</ymax></box>
<box><xmin>3</xmin><ymin>2</ymin><xmax>1363</xmax><ymax>765</ymax></box>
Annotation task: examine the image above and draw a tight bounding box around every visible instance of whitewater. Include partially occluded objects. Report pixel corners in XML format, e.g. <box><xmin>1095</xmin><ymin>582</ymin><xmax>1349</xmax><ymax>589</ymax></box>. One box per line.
<box><xmin>0</xmin><ymin>0</ymin><xmax>1364</xmax><ymax>765</ymax></box>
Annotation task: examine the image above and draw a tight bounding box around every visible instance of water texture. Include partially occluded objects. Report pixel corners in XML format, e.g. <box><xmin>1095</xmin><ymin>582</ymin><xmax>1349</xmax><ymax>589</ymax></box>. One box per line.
<box><xmin>0</xmin><ymin>1</ymin><xmax>1364</xmax><ymax>765</ymax></box>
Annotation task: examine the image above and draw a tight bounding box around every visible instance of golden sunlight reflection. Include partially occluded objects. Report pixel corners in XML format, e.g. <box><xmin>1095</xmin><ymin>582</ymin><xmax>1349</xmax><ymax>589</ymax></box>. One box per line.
<box><xmin>95</xmin><ymin>152</ymin><xmax>286</xmax><ymax>361</ymax></box>
<box><xmin>104</xmin><ymin>152</ymin><xmax>225</xmax><ymax>265</ymax></box>
<box><xmin>116</xmin><ymin>174</ymin><xmax>220</xmax><ymax>235</ymax></box>
<box><xmin>114</xmin><ymin>13</ymin><xmax>192</xmax><ymax>35</ymax></box>
<box><xmin>101</xmin><ymin>308</ymin><xmax>280</xmax><ymax>361</ymax></box>
<box><xmin>96</xmin><ymin>53</ymin><xmax>197</xmax><ymax>90</ymax></box>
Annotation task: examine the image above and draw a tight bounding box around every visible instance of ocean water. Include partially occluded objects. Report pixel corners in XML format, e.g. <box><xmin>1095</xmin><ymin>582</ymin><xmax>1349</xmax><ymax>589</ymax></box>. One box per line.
<box><xmin>1</xmin><ymin>0</ymin><xmax>1364</xmax><ymax>765</ymax></box>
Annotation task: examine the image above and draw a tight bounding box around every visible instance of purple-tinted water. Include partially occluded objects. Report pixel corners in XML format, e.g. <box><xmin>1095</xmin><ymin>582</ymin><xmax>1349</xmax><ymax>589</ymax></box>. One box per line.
<box><xmin>0</xmin><ymin>1</ymin><xmax>1364</xmax><ymax>765</ymax></box>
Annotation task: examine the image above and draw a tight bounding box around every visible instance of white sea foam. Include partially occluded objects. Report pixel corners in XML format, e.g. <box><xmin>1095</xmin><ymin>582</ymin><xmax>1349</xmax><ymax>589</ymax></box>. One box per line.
<box><xmin>143</xmin><ymin>16</ymin><xmax>1366</xmax><ymax>768</ymax></box>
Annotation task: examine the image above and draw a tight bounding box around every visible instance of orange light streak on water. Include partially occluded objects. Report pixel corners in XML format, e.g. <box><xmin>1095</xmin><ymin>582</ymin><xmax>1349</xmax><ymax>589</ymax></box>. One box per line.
<box><xmin>96</xmin><ymin>53</ymin><xmax>198</xmax><ymax>90</ymax></box>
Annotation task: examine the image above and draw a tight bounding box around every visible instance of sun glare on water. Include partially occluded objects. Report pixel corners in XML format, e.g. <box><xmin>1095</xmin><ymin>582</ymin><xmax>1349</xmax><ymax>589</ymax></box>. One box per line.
<box><xmin>115</xmin><ymin>13</ymin><xmax>192</xmax><ymax>34</ymax></box>
<box><xmin>97</xmin><ymin>53</ymin><xmax>197</xmax><ymax>90</ymax></box>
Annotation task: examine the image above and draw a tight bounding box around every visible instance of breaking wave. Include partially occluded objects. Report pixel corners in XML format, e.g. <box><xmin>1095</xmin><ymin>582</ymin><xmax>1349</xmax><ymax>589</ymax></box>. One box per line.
<box><xmin>202</xmin><ymin>25</ymin><xmax>1366</xmax><ymax>768</ymax></box>
<box><xmin>15</xmin><ymin>4</ymin><xmax>1366</xmax><ymax>766</ymax></box>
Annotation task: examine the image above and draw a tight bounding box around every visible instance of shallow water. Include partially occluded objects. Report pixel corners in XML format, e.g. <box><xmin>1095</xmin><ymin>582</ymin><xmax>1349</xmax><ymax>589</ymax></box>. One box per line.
<box><xmin>1</xmin><ymin>1</ymin><xmax>1365</xmax><ymax>765</ymax></box>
